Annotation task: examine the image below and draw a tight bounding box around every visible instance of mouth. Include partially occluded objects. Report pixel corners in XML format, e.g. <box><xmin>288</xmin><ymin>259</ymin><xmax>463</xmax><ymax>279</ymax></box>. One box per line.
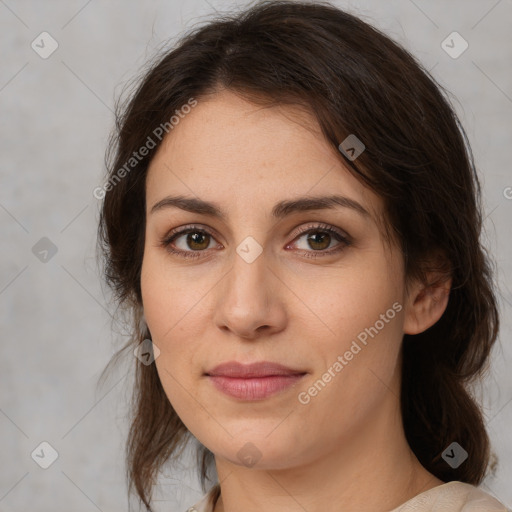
<box><xmin>205</xmin><ymin>361</ymin><xmax>307</xmax><ymax>400</ymax></box>
<box><xmin>205</xmin><ymin>360</ymin><xmax>306</xmax><ymax>378</ymax></box>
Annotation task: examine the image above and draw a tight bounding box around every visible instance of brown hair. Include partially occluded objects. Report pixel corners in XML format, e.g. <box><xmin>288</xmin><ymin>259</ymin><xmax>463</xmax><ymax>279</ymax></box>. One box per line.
<box><xmin>96</xmin><ymin>1</ymin><xmax>500</xmax><ymax>510</ymax></box>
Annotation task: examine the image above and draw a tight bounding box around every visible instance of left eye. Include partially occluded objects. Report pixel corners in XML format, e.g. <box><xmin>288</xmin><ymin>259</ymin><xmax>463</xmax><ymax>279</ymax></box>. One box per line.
<box><xmin>286</xmin><ymin>224</ymin><xmax>351</xmax><ymax>259</ymax></box>
<box><xmin>160</xmin><ymin>223</ymin><xmax>351</xmax><ymax>260</ymax></box>
<box><xmin>292</xmin><ymin>228</ymin><xmax>342</xmax><ymax>252</ymax></box>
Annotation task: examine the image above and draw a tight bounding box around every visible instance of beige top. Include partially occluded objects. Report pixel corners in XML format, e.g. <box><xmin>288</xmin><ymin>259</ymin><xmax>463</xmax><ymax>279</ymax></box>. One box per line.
<box><xmin>186</xmin><ymin>481</ymin><xmax>510</xmax><ymax>512</ymax></box>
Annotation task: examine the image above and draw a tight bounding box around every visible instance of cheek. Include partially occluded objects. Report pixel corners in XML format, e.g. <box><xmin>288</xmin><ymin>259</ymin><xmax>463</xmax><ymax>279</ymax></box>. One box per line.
<box><xmin>140</xmin><ymin>254</ymin><xmax>209</xmax><ymax>383</ymax></box>
<box><xmin>307</xmin><ymin>267</ymin><xmax>405</xmax><ymax>399</ymax></box>
<box><xmin>141</xmin><ymin>261</ymin><xmax>201</xmax><ymax>421</ymax></box>
<box><xmin>315</xmin><ymin>265</ymin><xmax>403</xmax><ymax>339</ymax></box>
<box><xmin>141</xmin><ymin>252</ymin><xmax>190</xmax><ymax>340</ymax></box>
<box><xmin>140</xmin><ymin>275</ymin><xmax>170</xmax><ymax>341</ymax></box>
<box><xmin>141</xmin><ymin>257</ymin><xmax>185</xmax><ymax>382</ymax></box>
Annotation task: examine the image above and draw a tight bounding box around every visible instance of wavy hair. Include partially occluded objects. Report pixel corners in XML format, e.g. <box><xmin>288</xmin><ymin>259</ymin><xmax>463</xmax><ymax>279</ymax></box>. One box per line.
<box><xmin>96</xmin><ymin>1</ymin><xmax>500</xmax><ymax>510</ymax></box>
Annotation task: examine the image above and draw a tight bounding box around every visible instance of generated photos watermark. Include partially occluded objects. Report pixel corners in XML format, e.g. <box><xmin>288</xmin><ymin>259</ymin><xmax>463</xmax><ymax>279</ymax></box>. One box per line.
<box><xmin>93</xmin><ymin>97</ymin><xmax>198</xmax><ymax>200</ymax></box>
<box><xmin>298</xmin><ymin>301</ymin><xmax>403</xmax><ymax>405</ymax></box>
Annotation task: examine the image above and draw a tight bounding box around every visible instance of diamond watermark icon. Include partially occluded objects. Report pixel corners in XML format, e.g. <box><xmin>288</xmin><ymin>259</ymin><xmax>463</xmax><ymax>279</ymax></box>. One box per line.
<box><xmin>32</xmin><ymin>237</ymin><xmax>58</xmax><ymax>263</ymax></box>
<box><xmin>134</xmin><ymin>338</ymin><xmax>160</xmax><ymax>365</ymax></box>
<box><xmin>237</xmin><ymin>442</ymin><xmax>262</xmax><ymax>468</ymax></box>
<box><xmin>31</xmin><ymin>32</ymin><xmax>59</xmax><ymax>59</ymax></box>
<box><xmin>338</xmin><ymin>134</ymin><xmax>365</xmax><ymax>161</ymax></box>
<box><xmin>31</xmin><ymin>441</ymin><xmax>59</xmax><ymax>469</ymax></box>
<box><xmin>236</xmin><ymin>236</ymin><xmax>263</xmax><ymax>264</ymax></box>
<box><xmin>442</xmin><ymin>441</ymin><xmax>468</xmax><ymax>469</ymax></box>
<box><xmin>441</xmin><ymin>32</ymin><xmax>468</xmax><ymax>59</ymax></box>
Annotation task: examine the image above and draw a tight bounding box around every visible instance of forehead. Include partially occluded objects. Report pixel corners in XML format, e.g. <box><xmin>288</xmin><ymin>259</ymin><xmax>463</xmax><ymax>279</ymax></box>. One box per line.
<box><xmin>145</xmin><ymin>89</ymin><xmax>382</xmax><ymax>222</ymax></box>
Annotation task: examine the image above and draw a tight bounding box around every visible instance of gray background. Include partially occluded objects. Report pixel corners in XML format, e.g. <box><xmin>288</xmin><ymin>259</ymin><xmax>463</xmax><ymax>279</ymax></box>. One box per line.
<box><xmin>1</xmin><ymin>0</ymin><xmax>511</xmax><ymax>511</ymax></box>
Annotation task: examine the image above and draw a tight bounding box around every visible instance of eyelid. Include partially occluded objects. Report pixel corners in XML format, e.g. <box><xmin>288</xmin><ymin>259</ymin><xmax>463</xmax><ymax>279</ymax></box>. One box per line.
<box><xmin>160</xmin><ymin>221</ymin><xmax>352</xmax><ymax>259</ymax></box>
<box><xmin>162</xmin><ymin>222</ymin><xmax>349</xmax><ymax>242</ymax></box>
<box><xmin>289</xmin><ymin>222</ymin><xmax>350</xmax><ymax>243</ymax></box>
<box><xmin>163</xmin><ymin>223</ymin><xmax>220</xmax><ymax>242</ymax></box>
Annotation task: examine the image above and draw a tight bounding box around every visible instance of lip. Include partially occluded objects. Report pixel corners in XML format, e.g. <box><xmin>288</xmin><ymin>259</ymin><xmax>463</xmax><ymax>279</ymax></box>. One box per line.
<box><xmin>206</xmin><ymin>361</ymin><xmax>306</xmax><ymax>378</ymax></box>
<box><xmin>205</xmin><ymin>361</ymin><xmax>307</xmax><ymax>400</ymax></box>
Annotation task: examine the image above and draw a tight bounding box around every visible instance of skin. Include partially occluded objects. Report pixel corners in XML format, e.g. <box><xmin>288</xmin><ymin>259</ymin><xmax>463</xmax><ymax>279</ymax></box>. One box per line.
<box><xmin>140</xmin><ymin>88</ymin><xmax>452</xmax><ymax>512</ymax></box>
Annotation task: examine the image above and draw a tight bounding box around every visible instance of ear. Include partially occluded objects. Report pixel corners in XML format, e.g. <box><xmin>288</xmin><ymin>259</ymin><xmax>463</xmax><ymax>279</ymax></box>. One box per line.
<box><xmin>403</xmin><ymin>259</ymin><xmax>452</xmax><ymax>335</ymax></box>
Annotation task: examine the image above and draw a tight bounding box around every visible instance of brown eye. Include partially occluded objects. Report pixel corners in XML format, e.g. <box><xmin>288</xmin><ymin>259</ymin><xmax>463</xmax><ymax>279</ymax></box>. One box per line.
<box><xmin>185</xmin><ymin>231</ymin><xmax>211</xmax><ymax>250</ymax></box>
<box><xmin>305</xmin><ymin>231</ymin><xmax>332</xmax><ymax>251</ymax></box>
<box><xmin>289</xmin><ymin>223</ymin><xmax>352</xmax><ymax>259</ymax></box>
<box><xmin>161</xmin><ymin>223</ymin><xmax>351</xmax><ymax>261</ymax></box>
<box><xmin>161</xmin><ymin>226</ymin><xmax>219</xmax><ymax>260</ymax></box>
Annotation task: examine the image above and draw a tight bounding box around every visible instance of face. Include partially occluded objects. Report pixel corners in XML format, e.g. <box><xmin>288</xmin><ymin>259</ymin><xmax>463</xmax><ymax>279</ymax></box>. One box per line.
<box><xmin>141</xmin><ymin>89</ymin><xmax>410</xmax><ymax>470</ymax></box>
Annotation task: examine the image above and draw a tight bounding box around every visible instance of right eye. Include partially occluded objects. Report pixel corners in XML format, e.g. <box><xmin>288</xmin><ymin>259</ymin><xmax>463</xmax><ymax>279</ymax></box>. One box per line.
<box><xmin>160</xmin><ymin>225</ymin><xmax>221</xmax><ymax>260</ymax></box>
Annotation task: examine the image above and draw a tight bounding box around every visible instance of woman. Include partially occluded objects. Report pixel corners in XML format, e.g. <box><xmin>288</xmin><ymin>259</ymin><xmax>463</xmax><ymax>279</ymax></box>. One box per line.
<box><xmin>97</xmin><ymin>1</ymin><xmax>510</xmax><ymax>510</ymax></box>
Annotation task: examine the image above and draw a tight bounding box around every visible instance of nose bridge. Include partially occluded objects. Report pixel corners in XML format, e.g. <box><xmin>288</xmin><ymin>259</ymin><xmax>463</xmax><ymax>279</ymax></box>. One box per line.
<box><xmin>227</xmin><ymin>240</ymin><xmax>270</xmax><ymax>310</ymax></box>
<box><xmin>214</xmin><ymin>237</ymin><xmax>284</xmax><ymax>338</ymax></box>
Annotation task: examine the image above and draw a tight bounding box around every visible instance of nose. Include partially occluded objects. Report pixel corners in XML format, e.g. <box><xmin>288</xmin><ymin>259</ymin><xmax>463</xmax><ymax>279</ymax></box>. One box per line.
<box><xmin>213</xmin><ymin>244</ymin><xmax>287</xmax><ymax>340</ymax></box>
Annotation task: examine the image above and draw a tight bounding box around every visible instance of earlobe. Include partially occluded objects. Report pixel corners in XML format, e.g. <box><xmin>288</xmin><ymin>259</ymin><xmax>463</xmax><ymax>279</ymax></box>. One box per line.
<box><xmin>403</xmin><ymin>275</ymin><xmax>452</xmax><ymax>335</ymax></box>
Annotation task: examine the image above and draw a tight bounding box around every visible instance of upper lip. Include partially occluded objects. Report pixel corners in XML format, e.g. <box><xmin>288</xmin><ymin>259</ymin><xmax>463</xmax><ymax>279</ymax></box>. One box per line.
<box><xmin>206</xmin><ymin>361</ymin><xmax>307</xmax><ymax>378</ymax></box>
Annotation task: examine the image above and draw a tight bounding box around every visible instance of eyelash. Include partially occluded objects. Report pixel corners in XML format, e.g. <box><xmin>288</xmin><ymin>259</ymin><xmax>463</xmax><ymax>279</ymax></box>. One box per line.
<box><xmin>159</xmin><ymin>222</ymin><xmax>352</xmax><ymax>260</ymax></box>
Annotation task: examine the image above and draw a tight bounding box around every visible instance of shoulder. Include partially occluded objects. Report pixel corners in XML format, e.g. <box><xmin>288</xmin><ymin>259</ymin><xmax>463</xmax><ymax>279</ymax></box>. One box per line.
<box><xmin>187</xmin><ymin>482</ymin><xmax>511</xmax><ymax>512</ymax></box>
<box><xmin>392</xmin><ymin>481</ymin><xmax>510</xmax><ymax>511</ymax></box>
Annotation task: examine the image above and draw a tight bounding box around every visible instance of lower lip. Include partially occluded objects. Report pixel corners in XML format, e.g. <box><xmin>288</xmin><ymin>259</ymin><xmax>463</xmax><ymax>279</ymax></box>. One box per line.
<box><xmin>207</xmin><ymin>374</ymin><xmax>306</xmax><ymax>400</ymax></box>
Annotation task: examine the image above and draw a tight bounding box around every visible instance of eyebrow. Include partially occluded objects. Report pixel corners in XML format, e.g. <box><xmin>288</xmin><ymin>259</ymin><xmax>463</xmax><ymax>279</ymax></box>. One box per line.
<box><xmin>150</xmin><ymin>194</ymin><xmax>370</xmax><ymax>220</ymax></box>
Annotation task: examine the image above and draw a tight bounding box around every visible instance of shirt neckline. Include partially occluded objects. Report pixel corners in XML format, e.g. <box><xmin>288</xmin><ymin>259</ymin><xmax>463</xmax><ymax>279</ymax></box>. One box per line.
<box><xmin>191</xmin><ymin>480</ymin><xmax>498</xmax><ymax>512</ymax></box>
